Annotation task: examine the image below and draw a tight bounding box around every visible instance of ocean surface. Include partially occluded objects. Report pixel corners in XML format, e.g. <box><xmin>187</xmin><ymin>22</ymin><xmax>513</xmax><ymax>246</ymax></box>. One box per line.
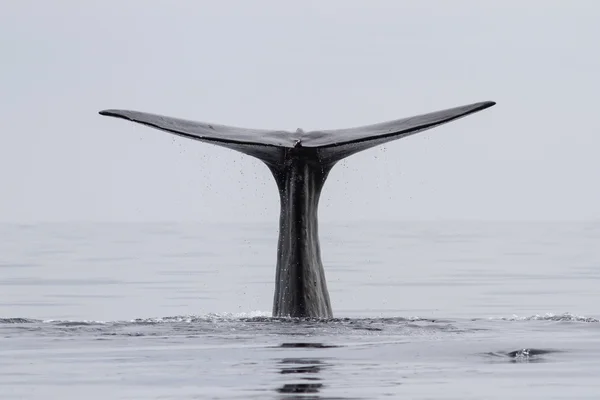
<box><xmin>1</xmin><ymin>221</ymin><xmax>599</xmax><ymax>399</ymax></box>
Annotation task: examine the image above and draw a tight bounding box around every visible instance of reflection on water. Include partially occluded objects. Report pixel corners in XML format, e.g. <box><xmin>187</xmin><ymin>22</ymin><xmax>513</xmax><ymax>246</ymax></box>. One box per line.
<box><xmin>276</xmin><ymin>351</ymin><xmax>326</xmax><ymax>397</ymax></box>
<box><xmin>279</xmin><ymin>358</ymin><xmax>325</xmax><ymax>377</ymax></box>
<box><xmin>279</xmin><ymin>342</ymin><xmax>340</xmax><ymax>349</ymax></box>
<box><xmin>277</xmin><ymin>382</ymin><xmax>323</xmax><ymax>394</ymax></box>
<box><xmin>275</xmin><ymin>343</ymin><xmax>336</xmax><ymax>399</ymax></box>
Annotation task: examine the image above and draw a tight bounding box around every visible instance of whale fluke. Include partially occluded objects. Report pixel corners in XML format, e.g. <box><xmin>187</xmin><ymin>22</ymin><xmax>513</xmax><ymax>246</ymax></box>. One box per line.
<box><xmin>99</xmin><ymin>100</ymin><xmax>496</xmax><ymax>318</ymax></box>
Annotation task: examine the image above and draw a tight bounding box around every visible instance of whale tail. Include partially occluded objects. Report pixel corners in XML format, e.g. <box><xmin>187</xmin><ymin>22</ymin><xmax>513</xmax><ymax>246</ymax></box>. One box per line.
<box><xmin>99</xmin><ymin>100</ymin><xmax>496</xmax><ymax>318</ymax></box>
<box><xmin>99</xmin><ymin>101</ymin><xmax>495</xmax><ymax>167</ymax></box>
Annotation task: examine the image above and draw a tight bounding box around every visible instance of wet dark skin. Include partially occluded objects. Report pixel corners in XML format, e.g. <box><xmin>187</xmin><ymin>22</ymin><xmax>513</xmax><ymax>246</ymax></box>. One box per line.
<box><xmin>99</xmin><ymin>100</ymin><xmax>495</xmax><ymax>318</ymax></box>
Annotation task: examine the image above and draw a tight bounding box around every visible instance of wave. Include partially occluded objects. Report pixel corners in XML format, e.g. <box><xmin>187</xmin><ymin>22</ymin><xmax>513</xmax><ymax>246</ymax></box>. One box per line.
<box><xmin>1</xmin><ymin>311</ymin><xmax>597</xmax><ymax>325</ymax></box>
<box><xmin>486</xmin><ymin>312</ymin><xmax>599</xmax><ymax>323</ymax></box>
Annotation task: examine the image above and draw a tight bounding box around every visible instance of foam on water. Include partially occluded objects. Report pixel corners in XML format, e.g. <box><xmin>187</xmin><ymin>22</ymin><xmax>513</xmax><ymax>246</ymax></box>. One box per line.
<box><xmin>487</xmin><ymin>312</ymin><xmax>599</xmax><ymax>323</ymax></box>
<box><xmin>3</xmin><ymin>311</ymin><xmax>598</xmax><ymax>326</ymax></box>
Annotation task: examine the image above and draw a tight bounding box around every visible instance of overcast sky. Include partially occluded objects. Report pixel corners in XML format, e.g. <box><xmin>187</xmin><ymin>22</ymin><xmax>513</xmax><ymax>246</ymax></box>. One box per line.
<box><xmin>1</xmin><ymin>1</ymin><xmax>598</xmax><ymax>223</ymax></box>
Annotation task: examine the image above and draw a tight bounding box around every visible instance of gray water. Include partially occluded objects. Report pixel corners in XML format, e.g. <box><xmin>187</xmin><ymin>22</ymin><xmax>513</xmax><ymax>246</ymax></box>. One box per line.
<box><xmin>1</xmin><ymin>221</ymin><xmax>599</xmax><ymax>399</ymax></box>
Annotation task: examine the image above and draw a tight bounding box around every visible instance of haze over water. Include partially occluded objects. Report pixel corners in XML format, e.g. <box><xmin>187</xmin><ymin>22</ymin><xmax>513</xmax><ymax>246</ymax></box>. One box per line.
<box><xmin>2</xmin><ymin>221</ymin><xmax>599</xmax><ymax>399</ymax></box>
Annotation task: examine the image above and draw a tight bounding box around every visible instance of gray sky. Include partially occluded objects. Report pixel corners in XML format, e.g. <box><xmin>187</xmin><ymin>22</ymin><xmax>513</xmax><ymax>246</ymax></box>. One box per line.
<box><xmin>1</xmin><ymin>0</ymin><xmax>598</xmax><ymax>222</ymax></box>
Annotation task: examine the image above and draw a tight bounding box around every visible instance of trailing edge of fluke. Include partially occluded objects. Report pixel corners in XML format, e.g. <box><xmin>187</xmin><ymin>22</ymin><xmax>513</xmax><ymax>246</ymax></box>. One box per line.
<box><xmin>99</xmin><ymin>100</ymin><xmax>496</xmax><ymax>318</ymax></box>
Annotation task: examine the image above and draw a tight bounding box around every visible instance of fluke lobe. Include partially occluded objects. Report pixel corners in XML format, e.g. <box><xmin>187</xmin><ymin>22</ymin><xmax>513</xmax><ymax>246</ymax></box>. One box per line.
<box><xmin>99</xmin><ymin>101</ymin><xmax>496</xmax><ymax>318</ymax></box>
